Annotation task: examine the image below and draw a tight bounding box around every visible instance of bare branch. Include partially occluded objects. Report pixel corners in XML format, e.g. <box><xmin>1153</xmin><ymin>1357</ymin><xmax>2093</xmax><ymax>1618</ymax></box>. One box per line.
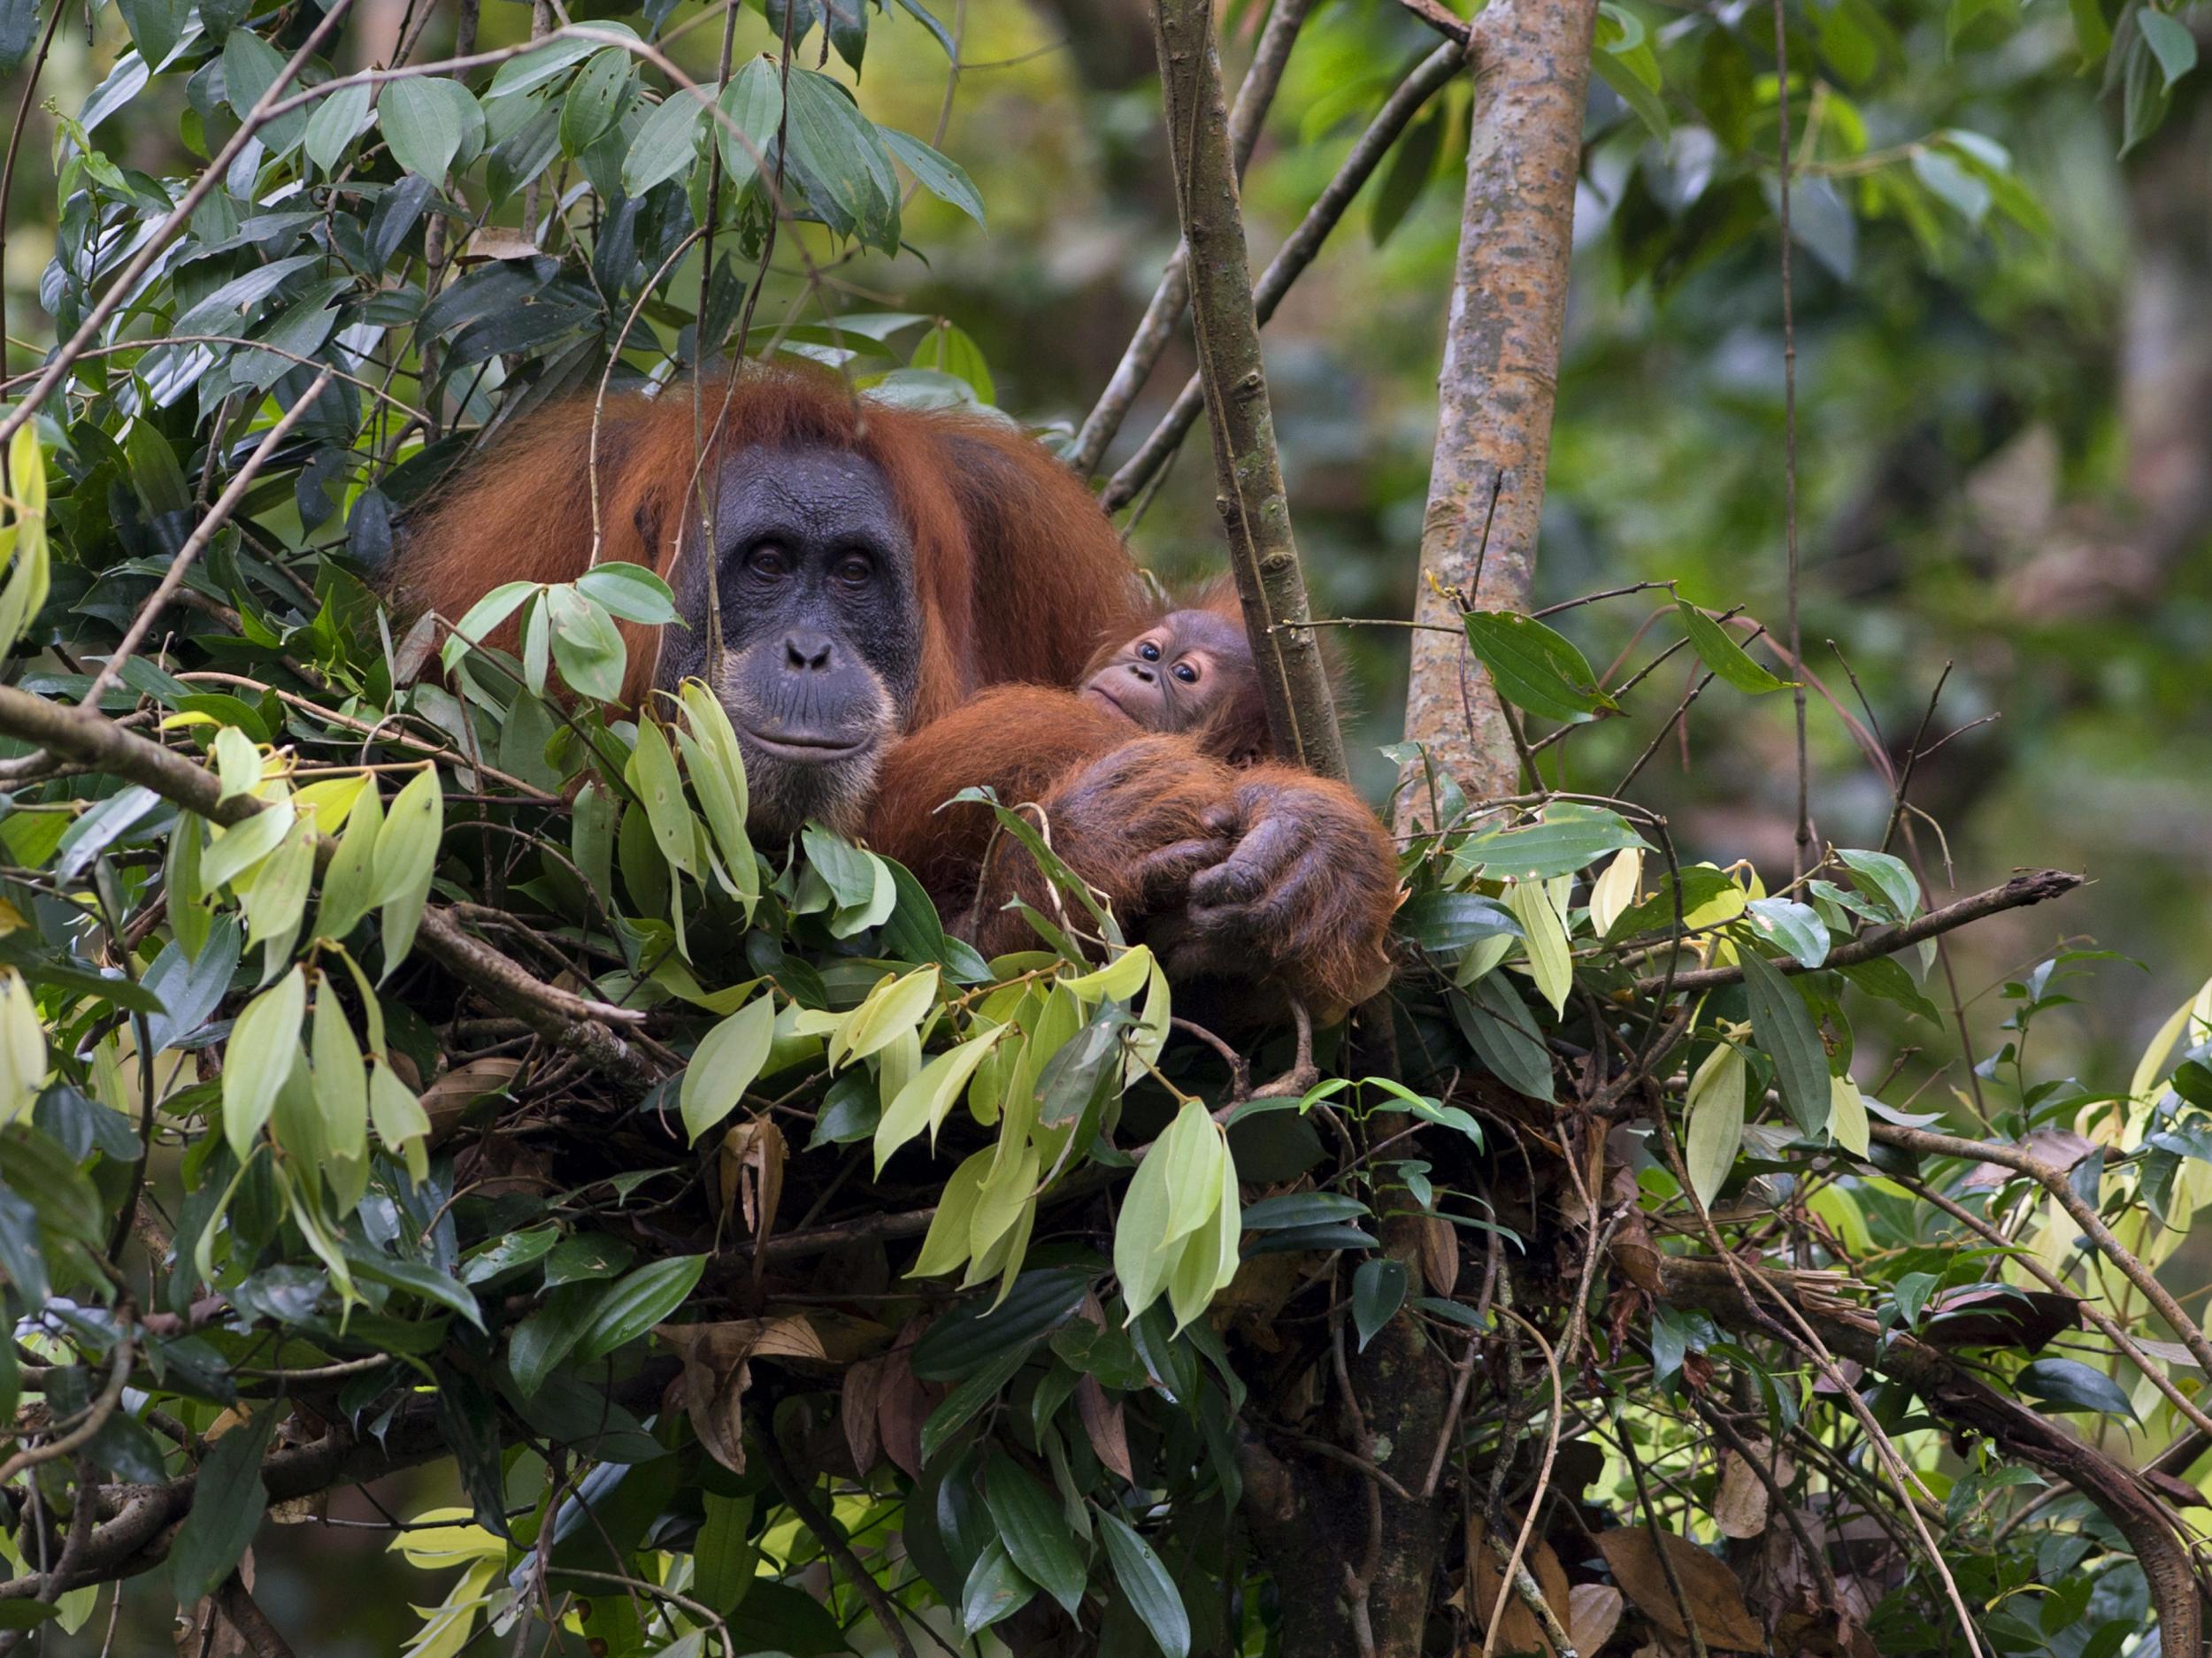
<box><xmin>1628</xmin><ymin>867</ymin><xmax>2083</xmax><ymax>996</ymax></box>
<box><xmin>1151</xmin><ymin>0</ymin><xmax>1346</xmax><ymax>778</ymax></box>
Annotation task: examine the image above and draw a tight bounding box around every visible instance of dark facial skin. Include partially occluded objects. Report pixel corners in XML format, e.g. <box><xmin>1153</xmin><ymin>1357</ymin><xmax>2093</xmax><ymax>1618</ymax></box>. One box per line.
<box><xmin>656</xmin><ymin>447</ymin><xmax>920</xmax><ymax>840</ymax></box>
<box><xmin>1082</xmin><ymin>610</ymin><xmax>1258</xmax><ymax>736</ymax></box>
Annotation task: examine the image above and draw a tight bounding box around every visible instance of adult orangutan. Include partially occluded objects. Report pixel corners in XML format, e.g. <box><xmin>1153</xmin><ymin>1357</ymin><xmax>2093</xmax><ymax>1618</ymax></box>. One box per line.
<box><xmin>389</xmin><ymin>366</ymin><xmax>1396</xmax><ymax>1016</ymax></box>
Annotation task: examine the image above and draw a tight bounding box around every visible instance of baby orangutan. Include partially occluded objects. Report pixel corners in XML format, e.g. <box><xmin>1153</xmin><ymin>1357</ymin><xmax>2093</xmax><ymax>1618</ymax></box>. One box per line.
<box><xmin>1079</xmin><ymin>595</ymin><xmax>1273</xmax><ymax>766</ymax></box>
<box><xmin>868</xmin><ymin>581</ymin><xmax>1397</xmax><ymax>1022</ymax></box>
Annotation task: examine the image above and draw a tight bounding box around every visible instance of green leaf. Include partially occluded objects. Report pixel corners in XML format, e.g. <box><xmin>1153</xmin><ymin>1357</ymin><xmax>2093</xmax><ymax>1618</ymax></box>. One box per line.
<box><xmin>833</xmin><ymin>965</ymin><xmax>941</xmax><ymax>1070</ymax></box>
<box><xmin>169</xmin><ymin>1406</ymin><xmax>280</xmax><ymax>1601</ymax></box>
<box><xmin>1097</xmin><ymin>1511</ymin><xmax>1190</xmax><ymax>1658</ymax></box>
<box><xmin>1455</xmin><ymin>803</ymin><xmax>1649</xmax><ymax>881</ymax></box>
<box><xmin>1506</xmin><ymin>879</ymin><xmax>1571</xmax><ymax>1017</ymax></box>
<box><xmin>117</xmin><ymin>0</ymin><xmax>185</xmax><ymax>68</ymax></box>
<box><xmin>221</xmin><ymin>30</ymin><xmax>308</xmax><ymax>152</ymax></box>
<box><xmin>1675</xmin><ymin>601</ymin><xmax>1790</xmax><ymax>692</ymax></box>
<box><xmin>1462</xmin><ymin>611</ymin><xmax>1616</xmax><ymax>724</ymax></box>
<box><xmin>693</xmin><ymin>1492</ymin><xmax>758</xmax><ymax>1616</ymax></box>
<box><xmin>625</xmin><ymin>88</ymin><xmax>710</xmax><ymax>195</ymax></box>
<box><xmin>309</xmin><ymin>976</ymin><xmax>367</xmax><ymax>1163</ymax></box>
<box><xmin>381</xmin><ymin>75</ymin><xmax>481</xmax><ymax>181</ymax></box>
<box><xmin>141</xmin><ymin>917</ymin><xmax>242</xmax><ymax>1051</ymax></box>
<box><xmin>716</xmin><ymin>58</ymin><xmax>785</xmax><ymax>187</ymax></box>
<box><xmin>1684</xmin><ymin>1040</ymin><xmax>1747</xmax><ymax>1208</ymax></box>
<box><xmin>2137</xmin><ymin>9</ymin><xmax>2197</xmax><ymax>87</ymax></box>
<box><xmin>2018</xmin><ymin>1357</ymin><xmax>2137</xmax><ymax>1418</ymax></box>
<box><xmin>1594</xmin><ymin>47</ymin><xmax>1670</xmax><ymax>140</ymax></box>
<box><xmin>1836</xmin><ymin>848</ymin><xmax>1920</xmax><ymax>923</ymax></box>
<box><xmin>1829</xmin><ymin>1073</ymin><xmax>1870</xmax><ymax>1156</ymax></box>
<box><xmin>1744</xmin><ymin>898</ymin><xmax>1829</xmax><ymax>970</ymax></box>
<box><xmin>560</xmin><ymin>48</ymin><xmax>633</xmax><ymax>155</ymax></box>
<box><xmin>373</xmin><ymin>766</ymin><xmax>442</xmax><ymax>976</ymax></box>
<box><xmin>442</xmin><ymin>579</ymin><xmax>539</xmax><ymax>672</ymax></box>
<box><xmin>881</xmin><ymin>127</ymin><xmax>985</xmax><ymax>226</ymax></box>
<box><xmin>780</xmin><ymin>67</ymin><xmax>899</xmax><ymax>251</ymax></box>
<box><xmin>573</xmin><ymin>1253</ymin><xmax>707</xmax><ymax>1361</ymax></box>
<box><xmin>1451</xmin><ymin>974</ymin><xmax>1554</xmax><ymax>1101</ymax></box>
<box><xmin>346</xmin><ymin>1251</ymin><xmax>483</xmax><ymax>1330</ymax></box>
<box><xmin>223</xmin><ymin>966</ymin><xmax>303</xmax><ymax>1159</ymax></box>
<box><xmin>680</xmin><ymin>994</ymin><xmax>777</xmax><ymax>1143</ymax></box>
<box><xmin>55</xmin><ymin>784</ymin><xmax>160</xmax><ymax>881</ymax></box>
<box><xmin>315</xmin><ymin>780</ymin><xmax>381</xmax><ymax>943</ymax></box>
<box><xmin>1351</xmin><ymin>1257</ymin><xmax>1407</xmax><ymax>1351</ymax></box>
<box><xmin>876</xmin><ymin>1025</ymin><xmax>1006</xmax><ymax>1172</ymax></box>
<box><xmin>304</xmin><ymin>81</ymin><xmax>373</xmax><ymax>173</ymax></box>
<box><xmin>919</xmin><ymin>1345</ymin><xmax>1029</xmax><ymax>1466</ymax></box>
<box><xmin>575</xmin><ymin>561</ymin><xmax>677</xmax><ymax>624</ymax></box>
<box><xmin>1741</xmin><ymin>951</ymin><xmax>1831</xmax><ymax>1138</ymax></box>
<box><xmin>628</xmin><ymin>718</ymin><xmax>699</xmax><ymax>878</ymax></box>
<box><xmin>509</xmin><ymin>1282</ymin><xmax>599</xmax><ymax>1397</ymax></box>
<box><xmin>908</xmin><ymin>319</ymin><xmax>995</xmax><ymax>404</ymax></box>
<box><xmin>546</xmin><ymin>586</ymin><xmax>627</xmax><ymax>702</ymax></box>
<box><xmin>909</xmin><ymin>1268</ymin><xmax>1089</xmax><ymax>1380</ymax></box>
<box><xmin>960</xmin><ymin>1539</ymin><xmax>1036</xmax><ymax>1635</ymax></box>
<box><xmin>983</xmin><ymin>1454</ymin><xmax>1087</xmax><ymax>1614</ymax></box>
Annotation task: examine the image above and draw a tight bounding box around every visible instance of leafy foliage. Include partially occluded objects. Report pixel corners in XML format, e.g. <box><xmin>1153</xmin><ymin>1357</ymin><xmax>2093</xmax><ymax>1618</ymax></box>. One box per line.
<box><xmin>0</xmin><ymin>0</ymin><xmax>2208</xmax><ymax>1653</ymax></box>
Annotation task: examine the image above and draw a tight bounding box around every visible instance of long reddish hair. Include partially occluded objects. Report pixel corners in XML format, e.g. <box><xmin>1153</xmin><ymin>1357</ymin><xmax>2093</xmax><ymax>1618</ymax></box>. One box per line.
<box><xmin>388</xmin><ymin>365</ymin><xmax>1141</xmax><ymax>719</ymax></box>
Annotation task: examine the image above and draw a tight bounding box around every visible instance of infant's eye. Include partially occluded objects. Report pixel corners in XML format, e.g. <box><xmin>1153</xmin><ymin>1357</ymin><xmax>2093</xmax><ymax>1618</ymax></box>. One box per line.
<box><xmin>1137</xmin><ymin>641</ymin><xmax>1161</xmax><ymax>662</ymax></box>
<box><xmin>1172</xmin><ymin>663</ymin><xmax>1198</xmax><ymax>683</ymax></box>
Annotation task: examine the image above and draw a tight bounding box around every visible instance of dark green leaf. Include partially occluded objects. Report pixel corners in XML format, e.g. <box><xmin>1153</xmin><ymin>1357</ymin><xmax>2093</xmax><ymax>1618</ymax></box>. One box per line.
<box><xmin>983</xmin><ymin>1453</ymin><xmax>1087</xmax><ymax>1615</ymax></box>
<box><xmin>2017</xmin><ymin>1357</ymin><xmax>2137</xmax><ymax>1418</ymax></box>
<box><xmin>960</xmin><ymin>1539</ymin><xmax>1036</xmax><ymax>1635</ymax></box>
<box><xmin>1351</xmin><ymin>1258</ymin><xmax>1406</xmax><ymax>1351</ymax></box>
<box><xmin>1675</xmin><ymin>601</ymin><xmax>1790</xmax><ymax>692</ymax></box>
<box><xmin>1450</xmin><ymin>975</ymin><xmax>1554</xmax><ymax>1101</ymax></box>
<box><xmin>1098</xmin><ymin>1511</ymin><xmax>1190</xmax><ymax>1658</ymax></box>
<box><xmin>882</xmin><ymin>127</ymin><xmax>984</xmax><ymax>226</ymax></box>
<box><xmin>1741</xmin><ymin>951</ymin><xmax>1832</xmax><ymax>1138</ymax></box>
<box><xmin>169</xmin><ymin>1406</ymin><xmax>279</xmax><ymax>1601</ymax></box>
<box><xmin>1461</xmin><ymin>611</ymin><xmax>1617</xmax><ymax>724</ymax></box>
<box><xmin>910</xmin><ymin>1267</ymin><xmax>1089</xmax><ymax>1381</ymax></box>
<box><xmin>1241</xmin><ymin>1193</ymin><xmax>1371</xmax><ymax>1231</ymax></box>
<box><xmin>1395</xmin><ymin>893</ymin><xmax>1519</xmax><ymax>953</ymax></box>
<box><xmin>572</xmin><ymin>1253</ymin><xmax>706</xmax><ymax>1361</ymax></box>
<box><xmin>1455</xmin><ymin>803</ymin><xmax>1649</xmax><ymax>881</ymax></box>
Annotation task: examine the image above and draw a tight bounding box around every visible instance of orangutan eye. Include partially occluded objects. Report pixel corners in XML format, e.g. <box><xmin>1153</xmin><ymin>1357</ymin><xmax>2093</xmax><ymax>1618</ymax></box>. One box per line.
<box><xmin>1172</xmin><ymin>662</ymin><xmax>1199</xmax><ymax>683</ymax></box>
<box><xmin>746</xmin><ymin>544</ymin><xmax>791</xmax><ymax>578</ymax></box>
<box><xmin>1138</xmin><ymin>641</ymin><xmax>1161</xmax><ymax>662</ymax></box>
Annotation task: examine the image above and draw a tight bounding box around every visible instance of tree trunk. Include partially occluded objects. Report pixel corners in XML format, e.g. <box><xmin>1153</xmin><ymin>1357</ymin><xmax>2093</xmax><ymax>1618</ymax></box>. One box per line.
<box><xmin>1397</xmin><ymin>0</ymin><xmax>1599</xmax><ymax>825</ymax></box>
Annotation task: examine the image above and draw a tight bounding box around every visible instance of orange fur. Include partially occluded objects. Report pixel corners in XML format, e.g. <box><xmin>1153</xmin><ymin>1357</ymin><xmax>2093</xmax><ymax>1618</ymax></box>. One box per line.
<box><xmin>388</xmin><ymin>364</ymin><xmax>1141</xmax><ymax>718</ymax></box>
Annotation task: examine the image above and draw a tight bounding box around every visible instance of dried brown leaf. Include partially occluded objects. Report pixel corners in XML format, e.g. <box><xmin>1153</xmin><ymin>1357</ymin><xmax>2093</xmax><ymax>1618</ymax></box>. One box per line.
<box><xmin>1466</xmin><ymin>1517</ymin><xmax>1571</xmax><ymax>1654</ymax></box>
<box><xmin>1077</xmin><ymin>1374</ymin><xmax>1133</xmax><ymax>1484</ymax></box>
<box><xmin>1595</xmin><ymin>1525</ymin><xmax>1766</xmax><ymax>1650</ymax></box>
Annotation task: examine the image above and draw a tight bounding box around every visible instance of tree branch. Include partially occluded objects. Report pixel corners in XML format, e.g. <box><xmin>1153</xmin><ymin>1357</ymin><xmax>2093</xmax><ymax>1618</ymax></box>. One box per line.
<box><xmin>1658</xmin><ymin>1255</ymin><xmax>2205</xmax><ymax>1656</ymax></box>
<box><xmin>1629</xmin><ymin>868</ymin><xmax>2083</xmax><ymax>996</ymax></box>
<box><xmin>1102</xmin><ymin>40</ymin><xmax>1469</xmax><ymax>511</ymax></box>
<box><xmin>0</xmin><ymin>685</ymin><xmax>660</xmax><ymax>1089</ymax></box>
<box><xmin>1070</xmin><ymin>0</ymin><xmax>1316</xmax><ymax>476</ymax></box>
<box><xmin>1395</xmin><ymin>0</ymin><xmax>1599</xmax><ymax>823</ymax></box>
<box><xmin>1152</xmin><ymin>0</ymin><xmax>1347</xmax><ymax>779</ymax></box>
<box><xmin>216</xmin><ymin>1572</ymin><xmax>299</xmax><ymax>1658</ymax></box>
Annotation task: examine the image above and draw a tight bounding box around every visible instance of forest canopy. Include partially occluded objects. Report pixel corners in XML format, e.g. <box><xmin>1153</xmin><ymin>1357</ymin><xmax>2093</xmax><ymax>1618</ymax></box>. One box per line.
<box><xmin>1</xmin><ymin>0</ymin><xmax>2210</xmax><ymax>1653</ymax></box>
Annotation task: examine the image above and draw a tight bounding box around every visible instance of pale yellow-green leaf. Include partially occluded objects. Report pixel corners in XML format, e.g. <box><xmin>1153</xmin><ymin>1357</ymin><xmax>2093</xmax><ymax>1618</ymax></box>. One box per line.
<box><xmin>626</xmin><ymin>718</ymin><xmax>698</xmax><ymax>877</ymax></box>
<box><xmin>651</xmin><ymin>958</ymin><xmax>760</xmax><ymax>1016</ymax></box>
<box><xmin>167</xmin><ymin>816</ymin><xmax>211</xmax><ymax>958</ymax></box>
<box><xmin>1455</xmin><ymin>933</ymin><xmax>1516</xmax><ymax>988</ymax></box>
<box><xmin>833</xmin><ymin>965</ymin><xmax>940</xmax><ymax>1071</ymax></box>
<box><xmin>0</xmin><ymin>969</ymin><xmax>46</xmax><ymax>1122</ymax></box>
<box><xmin>911</xmin><ymin>1148</ymin><xmax>993</xmax><ymax>1277</ymax></box>
<box><xmin>224</xmin><ymin>966</ymin><xmax>305</xmax><ymax>1160</ymax></box>
<box><xmin>243</xmin><ymin>820</ymin><xmax>317</xmax><ymax>975</ymax></box>
<box><xmin>368</xmin><ymin>1060</ymin><xmax>431</xmax><ymax>1183</ymax></box>
<box><xmin>1807</xmin><ymin>1182</ymin><xmax>1870</xmax><ymax>1256</ymax></box>
<box><xmin>1683</xmin><ymin>1040</ymin><xmax>1746</xmax><ymax>1210</ymax></box>
<box><xmin>874</xmin><ymin>1024</ymin><xmax>1007</xmax><ymax>1173</ymax></box>
<box><xmin>970</xmin><ymin>1140</ymin><xmax>1040</xmax><ymax>1263</ymax></box>
<box><xmin>1168</xmin><ymin>1146</ymin><xmax>1243</xmax><ymax>1332</ymax></box>
<box><xmin>1508</xmin><ymin>879</ymin><xmax>1572</xmax><ymax>1017</ymax></box>
<box><xmin>1122</xmin><ymin>960</ymin><xmax>1172</xmax><ymax>1084</ymax></box>
<box><xmin>213</xmin><ymin>726</ymin><xmax>264</xmax><ymax>802</ymax></box>
<box><xmin>274</xmin><ymin>1160</ymin><xmax>354</xmax><ymax>1301</ymax></box>
<box><xmin>1588</xmin><ymin>846</ymin><xmax>1643</xmax><ymax>937</ymax></box>
<box><xmin>672</xmin><ymin>723</ymin><xmax>756</xmax><ymax>905</ymax></box>
<box><xmin>1112</xmin><ymin>1122</ymin><xmax>1178</xmax><ymax>1320</ymax></box>
<box><xmin>202</xmin><ymin>797</ymin><xmax>296</xmax><ymax>890</ymax></box>
<box><xmin>826</xmin><ymin>854</ymin><xmax>897</xmax><ymax>939</ymax></box>
<box><xmin>373</xmin><ymin>767</ymin><xmax>442</xmax><ymax>977</ymax></box>
<box><xmin>310</xmin><ymin>978</ymin><xmax>368</xmax><ymax>1163</ymax></box>
<box><xmin>1828</xmin><ymin>1072</ymin><xmax>1870</xmax><ymax>1156</ymax></box>
<box><xmin>1158</xmin><ymin>1098</ymin><xmax>1225</xmax><ymax>1253</ymax></box>
<box><xmin>1683</xmin><ymin>869</ymin><xmax>1747</xmax><ymax>930</ymax></box>
<box><xmin>680</xmin><ymin>994</ymin><xmax>778</xmax><ymax>1143</ymax></box>
<box><xmin>972</xmin><ymin>1192</ymin><xmax>1037</xmax><ymax>1309</ymax></box>
<box><xmin>293</xmin><ymin>772</ymin><xmax>370</xmax><ymax>837</ymax></box>
<box><xmin>679</xmin><ymin>679</ymin><xmax>749</xmax><ymax>830</ymax></box>
<box><xmin>1062</xmin><ymin>945</ymin><xmax>1155</xmax><ymax>1004</ymax></box>
<box><xmin>315</xmin><ymin>781</ymin><xmax>382</xmax><ymax>942</ymax></box>
<box><xmin>876</xmin><ymin>1024</ymin><xmax>921</xmax><ymax>1107</ymax></box>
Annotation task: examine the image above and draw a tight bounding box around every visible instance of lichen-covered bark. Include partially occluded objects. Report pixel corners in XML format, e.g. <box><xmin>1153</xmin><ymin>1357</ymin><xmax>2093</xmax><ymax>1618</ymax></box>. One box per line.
<box><xmin>1152</xmin><ymin>0</ymin><xmax>1347</xmax><ymax>781</ymax></box>
<box><xmin>1397</xmin><ymin>0</ymin><xmax>1599</xmax><ymax>824</ymax></box>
